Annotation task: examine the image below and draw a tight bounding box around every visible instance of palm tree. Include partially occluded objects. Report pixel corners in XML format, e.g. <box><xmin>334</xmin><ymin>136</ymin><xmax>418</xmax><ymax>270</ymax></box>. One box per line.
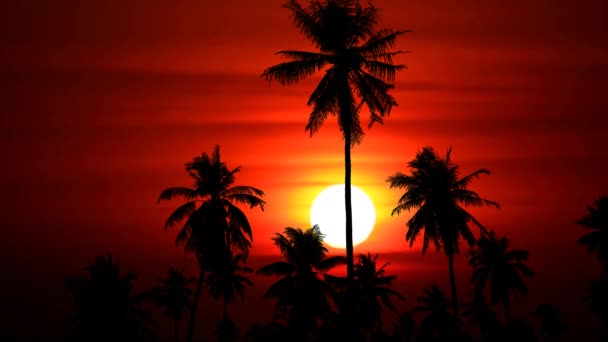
<box><xmin>533</xmin><ymin>303</ymin><xmax>566</xmax><ymax>340</ymax></box>
<box><xmin>158</xmin><ymin>145</ymin><xmax>265</xmax><ymax>342</ymax></box>
<box><xmin>387</xmin><ymin>146</ymin><xmax>499</xmax><ymax>317</ymax></box>
<box><xmin>577</xmin><ymin>195</ymin><xmax>608</xmax><ymax>274</ymax></box>
<box><xmin>411</xmin><ymin>284</ymin><xmax>459</xmax><ymax>341</ymax></box>
<box><xmin>351</xmin><ymin>253</ymin><xmax>404</xmax><ymax>337</ymax></box>
<box><xmin>584</xmin><ymin>277</ymin><xmax>608</xmax><ymax>336</ymax></box>
<box><xmin>468</xmin><ymin>231</ymin><xmax>533</xmax><ymax>321</ymax></box>
<box><xmin>64</xmin><ymin>254</ymin><xmax>155</xmax><ymax>341</ymax></box>
<box><xmin>461</xmin><ymin>293</ymin><xmax>498</xmax><ymax>341</ymax></box>
<box><xmin>150</xmin><ymin>267</ymin><xmax>195</xmax><ymax>342</ymax></box>
<box><xmin>257</xmin><ymin>225</ymin><xmax>346</xmax><ymax>340</ymax></box>
<box><xmin>206</xmin><ymin>252</ymin><xmax>254</xmax><ymax>319</ymax></box>
<box><xmin>262</xmin><ymin>0</ymin><xmax>408</xmax><ymax>282</ymax></box>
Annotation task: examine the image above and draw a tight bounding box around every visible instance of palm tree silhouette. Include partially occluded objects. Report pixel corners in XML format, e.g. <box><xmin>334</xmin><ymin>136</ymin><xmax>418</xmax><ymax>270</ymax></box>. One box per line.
<box><xmin>461</xmin><ymin>293</ymin><xmax>498</xmax><ymax>341</ymax></box>
<box><xmin>533</xmin><ymin>303</ymin><xmax>566</xmax><ymax>340</ymax></box>
<box><xmin>257</xmin><ymin>225</ymin><xmax>346</xmax><ymax>340</ymax></box>
<box><xmin>387</xmin><ymin>146</ymin><xmax>499</xmax><ymax>317</ymax></box>
<box><xmin>468</xmin><ymin>231</ymin><xmax>533</xmax><ymax>321</ymax></box>
<box><xmin>411</xmin><ymin>283</ymin><xmax>459</xmax><ymax>341</ymax></box>
<box><xmin>206</xmin><ymin>252</ymin><xmax>254</xmax><ymax>319</ymax></box>
<box><xmin>577</xmin><ymin>195</ymin><xmax>608</xmax><ymax>274</ymax></box>
<box><xmin>351</xmin><ymin>253</ymin><xmax>404</xmax><ymax>337</ymax></box>
<box><xmin>262</xmin><ymin>0</ymin><xmax>407</xmax><ymax>282</ymax></box>
<box><xmin>158</xmin><ymin>145</ymin><xmax>265</xmax><ymax>342</ymax></box>
<box><xmin>214</xmin><ymin>316</ymin><xmax>239</xmax><ymax>342</ymax></box>
<box><xmin>584</xmin><ymin>277</ymin><xmax>608</xmax><ymax>337</ymax></box>
<box><xmin>150</xmin><ymin>267</ymin><xmax>195</xmax><ymax>342</ymax></box>
<box><xmin>64</xmin><ymin>254</ymin><xmax>155</xmax><ymax>341</ymax></box>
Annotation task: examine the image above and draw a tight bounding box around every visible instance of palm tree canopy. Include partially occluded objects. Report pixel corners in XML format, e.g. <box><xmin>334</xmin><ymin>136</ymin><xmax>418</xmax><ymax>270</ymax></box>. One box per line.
<box><xmin>206</xmin><ymin>253</ymin><xmax>254</xmax><ymax>305</ymax></box>
<box><xmin>256</xmin><ymin>226</ymin><xmax>346</xmax><ymax>332</ymax></box>
<box><xmin>262</xmin><ymin>0</ymin><xmax>408</xmax><ymax>144</ymax></box>
<box><xmin>150</xmin><ymin>267</ymin><xmax>195</xmax><ymax>321</ymax></box>
<box><xmin>158</xmin><ymin>145</ymin><xmax>265</xmax><ymax>262</ymax></box>
<box><xmin>577</xmin><ymin>195</ymin><xmax>608</xmax><ymax>269</ymax></box>
<box><xmin>64</xmin><ymin>254</ymin><xmax>156</xmax><ymax>341</ymax></box>
<box><xmin>469</xmin><ymin>231</ymin><xmax>534</xmax><ymax>307</ymax></box>
<box><xmin>387</xmin><ymin>146</ymin><xmax>499</xmax><ymax>255</ymax></box>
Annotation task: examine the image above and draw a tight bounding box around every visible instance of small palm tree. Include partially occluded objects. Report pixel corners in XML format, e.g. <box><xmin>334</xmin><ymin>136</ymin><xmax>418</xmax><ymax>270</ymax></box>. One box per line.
<box><xmin>352</xmin><ymin>253</ymin><xmax>404</xmax><ymax>336</ymax></box>
<box><xmin>64</xmin><ymin>254</ymin><xmax>155</xmax><ymax>341</ymax></box>
<box><xmin>206</xmin><ymin>253</ymin><xmax>254</xmax><ymax>319</ymax></box>
<box><xmin>533</xmin><ymin>303</ymin><xmax>566</xmax><ymax>340</ymax></box>
<box><xmin>150</xmin><ymin>267</ymin><xmax>195</xmax><ymax>342</ymax></box>
<box><xmin>577</xmin><ymin>195</ymin><xmax>608</xmax><ymax>274</ymax></box>
<box><xmin>411</xmin><ymin>283</ymin><xmax>458</xmax><ymax>340</ymax></box>
<box><xmin>468</xmin><ymin>231</ymin><xmax>533</xmax><ymax>321</ymax></box>
<box><xmin>263</xmin><ymin>0</ymin><xmax>408</xmax><ymax>282</ymax></box>
<box><xmin>461</xmin><ymin>293</ymin><xmax>498</xmax><ymax>341</ymax></box>
<box><xmin>158</xmin><ymin>145</ymin><xmax>265</xmax><ymax>342</ymax></box>
<box><xmin>388</xmin><ymin>146</ymin><xmax>499</xmax><ymax>317</ymax></box>
<box><xmin>257</xmin><ymin>225</ymin><xmax>346</xmax><ymax>340</ymax></box>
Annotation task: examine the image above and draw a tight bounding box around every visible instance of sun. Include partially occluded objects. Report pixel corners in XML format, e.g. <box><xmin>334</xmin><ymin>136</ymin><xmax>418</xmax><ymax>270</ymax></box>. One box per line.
<box><xmin>310</xmin><ymin>184</ymin><xmax>376</xmax><ymax>249</ymax></box>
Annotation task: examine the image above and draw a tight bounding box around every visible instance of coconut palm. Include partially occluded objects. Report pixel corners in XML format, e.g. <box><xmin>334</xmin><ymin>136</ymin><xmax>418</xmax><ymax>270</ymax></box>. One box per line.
<box><xmin>150</xmin><ymin>267</ymin><xmax>195</xmax><ymax>342</ymax></box>
<box><xmin>387</xmin><ymin>146</ymin><xmax>499</xmax><ymax>317</ymax></box>
<box><xmin>411</xmin><ymin>284</ymin><xmax>459</xmax><ymax>341</ymax></box>
<box><xmin>352</xmin><ymin>253</ymin><xmax>404</xmax><ymax>336</ymax></box>
<box><xmin>533</xmin><ymin>303</ymin><xmax>566</xmax><ymax>340</ymax></box>
<box><xmin>257</xmin><ymin>225</ymin><xmax>346</xmax><ymax>340</ymax></box>
<box><xmin>64</xmin><ymin>254</ymin><xmax>155</xmax><ymax>341</ymax></box>
<box><xmin>577</xmin><ymin>195</ymin><xmax>608</xmax><ymax>274</ymax></box>
<box><xmin>262</xmin><ymin>0</ymin><xmax>408</xmax><ymax>281</ymax></box>
<box><xmin>206</xmin><ymin>253</ymin><xmax>254</xmax><ymax>319</ymax></box>
<box><xmin>158</xmin><ymin>145</ymin><xmax>265</xmax><ymax>342</ymax></box>
<box><xmin>461</xmin><ymin>293</ymin><xmax>498</xmax><ymax>341</ymax></box>
<box><xmin>468</xmin><ymin>231</ymin><xmax>533</xmax><ymax>321</ymax></box>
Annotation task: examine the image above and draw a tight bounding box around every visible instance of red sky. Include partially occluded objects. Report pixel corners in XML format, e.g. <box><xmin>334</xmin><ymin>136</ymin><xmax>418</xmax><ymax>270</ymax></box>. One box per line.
<box><xmin>1</xmin><ymin>0</ymin><xmax>607</xmax><ymax>339</ymax></box>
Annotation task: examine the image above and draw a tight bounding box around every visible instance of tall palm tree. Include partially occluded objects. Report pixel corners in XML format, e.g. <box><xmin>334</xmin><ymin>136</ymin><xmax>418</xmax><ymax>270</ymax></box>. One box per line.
<box><xmin>64</xmin><ymin>254</ymin><xmax>155</xmax><ymax>341</ymax></box>
<box><xmin>158</xmin><ymin>145</ymin><xmax>265</xmax><ymax>342</ymax></box>
<box><xmin>150</xmin><ymin>267</ymin><xmax>195</xmax><ymax>342</ymax></box>
<box><xmin>351</xmin><ymin>253</ymin><xmax>404</xmax><ymax>337</ymax></box>
<box><xmin>468</xmin><ymin>231</ymin><xmax>533</xmax><ymax>321</ymax></box>
<box><xmin>577</xmin><ymin>195</ymin><xmax>608</xmax><ymax>274</ymax></box>
<box><xmin>262</xmin><ymin>0</ymin><xmax>408</xmax><ymax>282</ymax></box>
<box><xmin>387</xmin><ymin>146</ymin><xmax>499</xmax><ymax>317</ymax></box>
<box><xmin>206</xmin><ymin>253</ymin><xmax>254</xmax><ymax>319</ymax></box>
<box><xmin>257</xmin><ymin>225</ymin><xmax>346</xmax><ymax>340</ymax></box>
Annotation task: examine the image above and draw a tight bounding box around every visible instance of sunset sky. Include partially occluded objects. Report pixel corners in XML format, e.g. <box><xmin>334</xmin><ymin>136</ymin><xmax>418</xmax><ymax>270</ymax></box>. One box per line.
<box><xmin>1</xmin><ymin>0</ymin><xmax>607</xmax><ymax>339</ymax></box>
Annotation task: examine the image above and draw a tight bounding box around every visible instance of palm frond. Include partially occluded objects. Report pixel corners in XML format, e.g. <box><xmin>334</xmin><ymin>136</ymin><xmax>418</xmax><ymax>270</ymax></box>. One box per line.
<box><xmin>316</xmin><ymin>255</ymin><xmax>347</xmax><ymax>272</ymax></box>
<box><xmin>357</xmin><ymin>29</ymin><xmax>410</xmax><ymax>58</ymax></box>
<box><xmin>262</xmin><ymin>59</ymin><xmax>328</xmax><ymax>86</ymax></box>
<box><xmin>164</xmin><ymin>201</ymin><xmax>197</xmax><ymax>230</ymax></box>
<box><xmin>257</xmin><ymin>261</ymin><xmax>295</xmax><ymax>277</ymax></box>
<box><xmin>158</xmin><ymin>187</ymin><xmax>198</xmax><ymax>203</ymax></box>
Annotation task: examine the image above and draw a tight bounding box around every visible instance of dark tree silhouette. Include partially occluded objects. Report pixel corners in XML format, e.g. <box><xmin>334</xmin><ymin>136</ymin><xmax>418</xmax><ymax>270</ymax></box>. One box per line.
<box><xmin>461</xmin><ymin>293</ymin><xmax>498</xmax><ymax>341</ymax></box>
<box><xmin>150</xmin><ymin>267</ymin><xmax>195</xmax><ymax>342</ymax></box>
<box><xmin>387</xmin><ymin>146</ymin><xmax>499</xmax><ymax>317</ymax></box>
<box><xmin>257</xmin><ymin>225</ymin><xmax>346</xmax><ymax>340</ymax></box>
<box><xmin>206</xmin><ymin>253</ymin><xmax>254</xmax><ymax>319</ymax></box>
<box><xmin>468</xmin><ymin>231</ymin><xmax>533</xmax><ymax>322</ymax></box>
<box><xmin>533</xmin><ymin>303</ymin><xmax>566</xmax><ymax>341</ymax></box>
<box><xmin>392</xmin><ymin>311</ymin><xmax>417</xmax><ymax>342</ymax></box>
<box><xmin>214</xmin><ymin>316</ymin><xmax>239</xmax><ymax>342</ymax></box>
<box><xmin>64</xmin><ymin>254</ymin><xmax>155</xmax><ymax>341</ymax></box>
<box><xmin>411</xmin><ymin>284</ymin><xmax>461</xmax><ymax>341</ymax></box>
<box><xmin>577</xmin><ymin>195</ymin><xmax>608</xmax><ymax>274</ymax></box>
<box><xmin>351</xmin><ymin>253</ymin><xmax>404</xmax><ymax>338</ymax></box>
<box><xmin>158</xmin><ymin>145</ymin><xmax>265</xmax><ymax>342</ymax></box>
<box><xmin>584</xmin><ymin>277</ymin><xmax>608</xmax><ymax>336</ymax></box>
<box><xmin>262</xmin><ymin>0</ymin><xmax>407</xmax><ymax>282</ymax></box>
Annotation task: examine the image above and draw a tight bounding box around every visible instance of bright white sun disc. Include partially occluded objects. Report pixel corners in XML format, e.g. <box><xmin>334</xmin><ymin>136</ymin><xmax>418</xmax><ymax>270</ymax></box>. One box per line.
<box><xmin>309</xmin><ymin>184</ymin><xmax>376</xmax><ymax>249</ymax></box>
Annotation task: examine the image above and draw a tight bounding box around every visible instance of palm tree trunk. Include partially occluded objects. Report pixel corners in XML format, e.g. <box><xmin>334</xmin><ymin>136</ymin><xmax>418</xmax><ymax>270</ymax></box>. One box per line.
<box><xmin>174</xmin><ymin>318</ymin><xmax>179</xmax><ymax>342</ymax></box>
<box><xmin>186</xmin><ymin>269</ymin><xmax>205</xmax><ymax>342</ymax></box>
<box><xmin>448</xmin><ymin>253</ymin><xmax>459</xmax><ymax>319</ymax></box>
<box><xmin>345</xmin><ymin>131</ymin><xmax>354</xmax><ymax>283</ymax></box>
